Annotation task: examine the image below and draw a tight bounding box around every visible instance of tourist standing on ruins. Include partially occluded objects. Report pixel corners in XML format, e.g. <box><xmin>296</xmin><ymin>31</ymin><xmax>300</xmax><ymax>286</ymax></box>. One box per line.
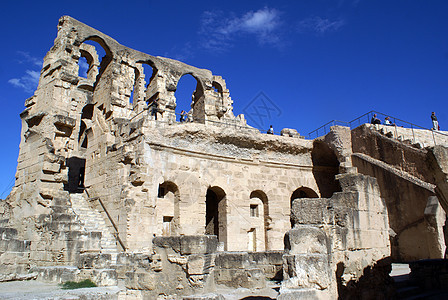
<box><xmin>149</xmin><ymin>99</ymin><xmax>159</xmax><ymax>120</ymax></box>
<box><xmin>267</xmin><ymin>125</ymin><xmax>274</xmax><ymax>134</ymax></box>
<box><xmin>180</xmin><ymin>110</ymin><xmax>188</xmax><ymax>122</ymax></box>
<box><xmin>431</xmin><ymin>112</ymin><xmax>439</xmax><ymax>130</ymax></box>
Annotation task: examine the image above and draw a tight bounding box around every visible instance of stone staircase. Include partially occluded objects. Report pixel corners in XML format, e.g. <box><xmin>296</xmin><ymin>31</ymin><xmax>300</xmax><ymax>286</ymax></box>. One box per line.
<box><xmin>69</xmin><ymin>193</ymin><xmax>118</xmax><ymax>260</ymax></box>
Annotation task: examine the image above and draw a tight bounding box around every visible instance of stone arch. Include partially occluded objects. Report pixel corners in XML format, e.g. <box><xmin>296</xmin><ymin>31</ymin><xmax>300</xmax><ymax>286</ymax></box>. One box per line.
<box><xmin>78</xmin><ymin>43</ymin><xmax>100</xmax><ymax>82</ymax></box>
<box><xmin>212</xmin><ymin>81</ymin><xmax>223</xmax><ymax>96</ymax></box>
<box><xmin>157</xmin><ymin>181</ymin><xmax>180</xmax><ymax>236</ymax></box>
<box><xmin>249</xmin><ymin>190</ymin><xmax>270</xmax><ymax>251</ymax></box>
<box><xmin>175</xmin><ymin>73</ymin><xmax>205</xmax><ymax>123</ymax></box>
<box><xmin>291</xmin><ymin>187</ymin><xmax>319</xmax><ymax>200</ymax></box>
<box><xmin>205</xmin><ymin>186</ymin><xmax>227</xmax><ymax>249</ymax></box>
<box><xmin>80</xmin><ymin>36</ymin><xmax>113</xmax><ymax>84</ymax></box>
<box><xmin>312</xmin><ymin>140</ymin><xmax>341</xmax><ymax>198</ymax></box>
<box><xmin>290</xmin><ymin>187</ymin><xmax>319</xmax><ymax>228</ymax></box>
<box><xmin>134</xmin><ymin>60</ymin><xmax>159</xmax><ymax>116</ymax></box>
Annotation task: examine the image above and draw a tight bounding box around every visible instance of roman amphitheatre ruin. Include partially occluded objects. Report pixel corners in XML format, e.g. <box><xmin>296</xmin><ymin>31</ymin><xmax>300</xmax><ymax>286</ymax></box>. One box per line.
<box><xmin>1</xmin><ymin>16</ymin><xmax>448</xmax><ymax>299</ymax></box>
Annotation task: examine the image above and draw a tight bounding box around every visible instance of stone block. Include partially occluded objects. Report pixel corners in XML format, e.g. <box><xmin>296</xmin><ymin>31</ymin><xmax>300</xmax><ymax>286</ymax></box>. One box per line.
<box><xmin>284</xmin><ymin>226</ymin><xmax>329</xmax><ymax>255</ymax></box>
<box><xmin>214</xmin><ymin>268</ymin><xmax>265</xmax><ymax>289</ymax></box>
<box><xmin>31</xmin><ymin>266</ymin><xmax>79</xmax><ymax>283</ymax></box>
<box><xmin>77</xmin><ymin>253</ymin><xmax>112</xmax><ymax>269</ymax></box>
<box><xmin>187</xmin><ymin>254</ymin><xmax>210</xmax><ymax>275</ymax></box>
<box><xmin>291</xmin><ymin>198</ymin><xmax>333</xmax><ymax>225</ymax></box>
<box><xmin>215</xmin><ymin>252</ymin><xmax>249</xmax><ymax>269</ymax></box>
<box><xmin>125</xmin><ymin>270</ymin><xmax>157</xmax><ymax>290</ymax></box>
<box><xmin>180</xmin><ymin>235</ymin><xmax>218</xmax><ymax>255</ymax></box>
<box><xmin>42</xmin><ymin>161</ymin><xmax>61</xmax><ymax>174</ymax></box>
<box><xmin>282</xmin><ymin>253</ymin><xmax>331</xmax><ymax>290</ymax></box>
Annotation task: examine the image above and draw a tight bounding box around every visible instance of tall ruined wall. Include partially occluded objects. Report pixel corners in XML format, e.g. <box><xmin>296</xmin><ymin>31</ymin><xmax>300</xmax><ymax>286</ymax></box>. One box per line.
<box><xmin>0</xmin><ymin>15</ymin><xmax>335</xmax><ymax>267</ymax></box>
<box><xmin>0</xmin><ymin>16</ymin><xmax>416</xmax><ymax>299</ymax></box>
<box><xmin>281</xmin><ymin>173</ymin><xmax>391</xmax><ymax>299</ymax></box>
<box><xmin>351</xmin><ymin>125</ymin><xmax>446</xmax><ymax>261</ymax></box>
<box><xmin>0</xmin><ymin>15</ymin><xmax>254</xmax><ymax>268</ymax></box>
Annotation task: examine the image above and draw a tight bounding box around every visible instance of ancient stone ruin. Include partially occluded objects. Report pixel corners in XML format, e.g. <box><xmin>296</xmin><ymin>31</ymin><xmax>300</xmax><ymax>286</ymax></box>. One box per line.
<box><xmin>1</xmin><ymin>16</ymin><xmax>448</xmax><ymax>299</ymax></box>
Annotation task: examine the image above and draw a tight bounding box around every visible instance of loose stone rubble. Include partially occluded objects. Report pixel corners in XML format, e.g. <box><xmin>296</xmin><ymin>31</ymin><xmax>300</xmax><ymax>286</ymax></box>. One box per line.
<box><xmin>0</xmin><ymin>16</ymin><xmax>448</xmax><ymax>299</ymax></box>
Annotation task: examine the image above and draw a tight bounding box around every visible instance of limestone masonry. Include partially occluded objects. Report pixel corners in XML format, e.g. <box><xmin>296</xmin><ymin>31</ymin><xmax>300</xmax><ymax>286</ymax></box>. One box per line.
<box><xmin>1</xmin><ymin>16</ymin><xmax>448</xmax><ymax>299</ymax></box>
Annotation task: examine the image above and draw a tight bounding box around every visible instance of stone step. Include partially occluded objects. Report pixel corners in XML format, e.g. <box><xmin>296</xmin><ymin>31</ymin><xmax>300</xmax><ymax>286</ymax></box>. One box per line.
<box><xmin>70</xmin><ymin>194</ymin><xmax>118</xmax><ymax>257</ymax></box>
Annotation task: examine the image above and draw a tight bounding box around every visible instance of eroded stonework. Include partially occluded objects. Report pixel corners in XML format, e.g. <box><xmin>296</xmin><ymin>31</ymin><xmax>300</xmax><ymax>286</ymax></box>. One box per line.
<box><xmin>0</xmin><ymin>16</ymin><xmax>447</xmax><ymax>299</ymax></box>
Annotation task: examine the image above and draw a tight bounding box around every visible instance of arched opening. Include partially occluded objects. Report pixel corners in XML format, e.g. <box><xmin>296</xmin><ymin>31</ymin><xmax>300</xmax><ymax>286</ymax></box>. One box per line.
<box><xmin>249</xmin><ymin>190</ymin><xmax>270</xmax><ymax>251</ymax></box>
<box><xmin>212</xmin><ymin>81</ymin><xmax>223</xmax><ymax>96</ymax></box>
<box><xmin>311</xmin><ymin>140</ymin><xmax>341</xmax><ymax>198</ymax></box>
<box><xmin>291</xmin><ymin>187</ymin><xmax>319</xmax><ymax>200</ymax></box>
<box><xmin>175</xmin><ymin>74</ymin><xmax>203</xmax><ymax>122</ymax></box>
<box><xmin>78</xmin><ymin>104</ymin><xmax>94</xmax><ymax>149</ymax></box>
<box><xmin>157</xmin><ymin>181</ymin><xmax>179</xmax><ymax>236</ymax></box>
<box><xmin>205</xmin><ymin>186</ymin><xmax>227</xmax><ymax>249</ymax></box>
<box><xmin>78</xmin><ymin>55</ymin><xmax>89</xmax><ymax>78</ymax></box>
<box><xmin>80</xmin><ymin>36</ymin><xmax>112</xmax><ymax>88</ymax></box>
<box><xmin>135</xmin><ymin>62</ymin><xmax>157</xmax><ymax>117</ymax></box>
<box><xmin>290</xmin><ymin>187</ymin><xmax>319</xmax><ymax>228</ymax></box>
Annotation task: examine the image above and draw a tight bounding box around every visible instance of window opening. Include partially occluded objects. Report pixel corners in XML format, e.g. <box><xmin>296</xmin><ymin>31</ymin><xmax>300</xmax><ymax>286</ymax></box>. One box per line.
<box><xmin>158</xmin><ymin>186</ymin><xmax>165</xmax><ymax>198</ymax></box>
<box><xmin>162</xmin><ymin>216</ymin><xmax>173</xmax><ymax>236</ymax></box>
<box><xmin>250</xmin><ymin>204</ymin><xmax>259</xmax><ymax>217</ymax></box>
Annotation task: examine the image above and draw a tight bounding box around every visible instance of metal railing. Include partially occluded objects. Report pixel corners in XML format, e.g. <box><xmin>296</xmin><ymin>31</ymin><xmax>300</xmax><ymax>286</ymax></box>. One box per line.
<box><xmin>308</xmin><ymin>110</ymin><xmax>448</xmax><ymax>145</ymax></box>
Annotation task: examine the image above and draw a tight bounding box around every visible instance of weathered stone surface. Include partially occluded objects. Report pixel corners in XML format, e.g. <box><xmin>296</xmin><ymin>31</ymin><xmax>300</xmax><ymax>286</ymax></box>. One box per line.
<box><xmin>1</xmin><ymin>15</ymin><xmax>447</xmax><ymax>300</ymax></box>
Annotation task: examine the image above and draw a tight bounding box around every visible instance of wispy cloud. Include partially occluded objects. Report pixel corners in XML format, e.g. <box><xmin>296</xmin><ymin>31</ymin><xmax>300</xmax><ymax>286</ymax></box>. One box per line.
<box><xmin>298</xmin><ymin>16</ymin><xmax>345</xmax><ymax>34</ymax></box>
<box><xmin>8</xmin><ymin>52</ymin><xmax>42</xmax><ymax>93</ymax></box>
<box><xmin>164</xmin><ymin>42</ymin><xmax>195</xmax><ymax>62</ymax></box>
<box><xmin>16</xmin><ymin>51</ymin><xmax>42</xmax><ymax>67</ymax></box>
<box><xmin>8</xmin><ymin>70</ymin><xmax>40</xmax><ymax>93</ymax></box>
<box><xmin>199</xmin><ymin>7</ymin><xmax>282</xmax><ymax>52</ymax></box>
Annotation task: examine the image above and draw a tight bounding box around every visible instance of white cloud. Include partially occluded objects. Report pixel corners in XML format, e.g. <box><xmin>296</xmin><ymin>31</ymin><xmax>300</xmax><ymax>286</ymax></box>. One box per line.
<box><xmin>298</xmin><ymin>16</ymin><xmax>345</xmax><ymax>34</ymax></box>
<box><xmin>16</xmin><ymin>51</ymin><xmax>42</xmax><ymax>67</ymax></box>
<box><xmin>200</xmin><ymin>7</ymin><xmax>282</xmax><ymax>52</ymax></box>
<box><xmin>8</xmin><ymin>70</ymin><xmax>40</xmax><ymax>93</ymax></box>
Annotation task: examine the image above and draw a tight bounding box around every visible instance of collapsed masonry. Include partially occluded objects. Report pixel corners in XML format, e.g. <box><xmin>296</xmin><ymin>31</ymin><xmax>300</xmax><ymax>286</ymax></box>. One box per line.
<box><xmin>0</xmin><ymin>16</ymin><xmax>447</xmax><ymax>299</ymax></box>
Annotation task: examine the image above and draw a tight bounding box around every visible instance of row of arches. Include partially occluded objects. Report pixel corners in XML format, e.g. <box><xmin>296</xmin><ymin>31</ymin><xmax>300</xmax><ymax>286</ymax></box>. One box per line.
<box><xmin>155</xmin><ymin>181</ymin><xmax>318</xmax><ymax>252</ymax></box>
<box><xmin>74</xmin><ymin>37</ymin><xmax>226</xmax><ymax>123</ymax></box>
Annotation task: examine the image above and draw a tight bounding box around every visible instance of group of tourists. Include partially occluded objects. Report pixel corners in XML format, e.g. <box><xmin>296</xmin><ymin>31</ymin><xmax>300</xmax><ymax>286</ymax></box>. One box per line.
<box><xmin>371</xmin><ymin>112</ymin><xmax>441</xmax><ymax>131</ymax></box>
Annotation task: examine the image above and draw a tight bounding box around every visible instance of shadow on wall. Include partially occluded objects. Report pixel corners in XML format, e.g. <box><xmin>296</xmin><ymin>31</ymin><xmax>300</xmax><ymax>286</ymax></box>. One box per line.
<box><xmin>336</xmin><ymin>257</ymin><xmax>395</xmax><ymax>300</ymax></box>
<box><xmin>311</xmin><ymin>140</ymin><xmax>341</xmax><ymax>198</ymax></box>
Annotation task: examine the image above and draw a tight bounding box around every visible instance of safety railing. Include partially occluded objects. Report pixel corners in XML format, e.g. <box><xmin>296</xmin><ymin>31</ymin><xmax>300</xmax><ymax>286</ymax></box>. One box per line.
<box><xmin>308</xmin><ymin>110</ymin><xmax>448</xmax><ymax>145</ymax></box>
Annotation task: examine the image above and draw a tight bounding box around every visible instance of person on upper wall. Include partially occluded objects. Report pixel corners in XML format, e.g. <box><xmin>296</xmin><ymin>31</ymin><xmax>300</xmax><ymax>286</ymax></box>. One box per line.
<box><xmin>431</xmin><ymin>112</ymin><xmax>439</xmax><ymax>131</ymax></box>
<box><xmin>371</xmin><ymin>114</ymin><xmax>381</xmax><ymax>125</ymax></box>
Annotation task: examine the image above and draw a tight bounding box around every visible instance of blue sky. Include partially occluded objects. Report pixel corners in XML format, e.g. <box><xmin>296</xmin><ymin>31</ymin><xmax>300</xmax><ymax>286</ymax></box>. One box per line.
<box><xmin>0</xmin><ymin>0</ymin><xmax>447</xmax><ymax>197</ymax></box>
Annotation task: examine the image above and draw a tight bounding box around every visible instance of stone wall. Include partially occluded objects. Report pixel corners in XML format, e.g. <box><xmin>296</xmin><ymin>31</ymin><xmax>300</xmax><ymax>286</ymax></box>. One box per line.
<box><xmin>3</xmin><ymin>15</ymin><xmax>448</xmax><ymax>299</ymax></box>
<box><xmin>351</xmin><ymin>125</ymin><xmax>446</xmax><ymax>261</ymax></box>
<box><xmin>281</xmin><ymin>173</ymin><xmax>391</xmax><ymax>299</ymax></box>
